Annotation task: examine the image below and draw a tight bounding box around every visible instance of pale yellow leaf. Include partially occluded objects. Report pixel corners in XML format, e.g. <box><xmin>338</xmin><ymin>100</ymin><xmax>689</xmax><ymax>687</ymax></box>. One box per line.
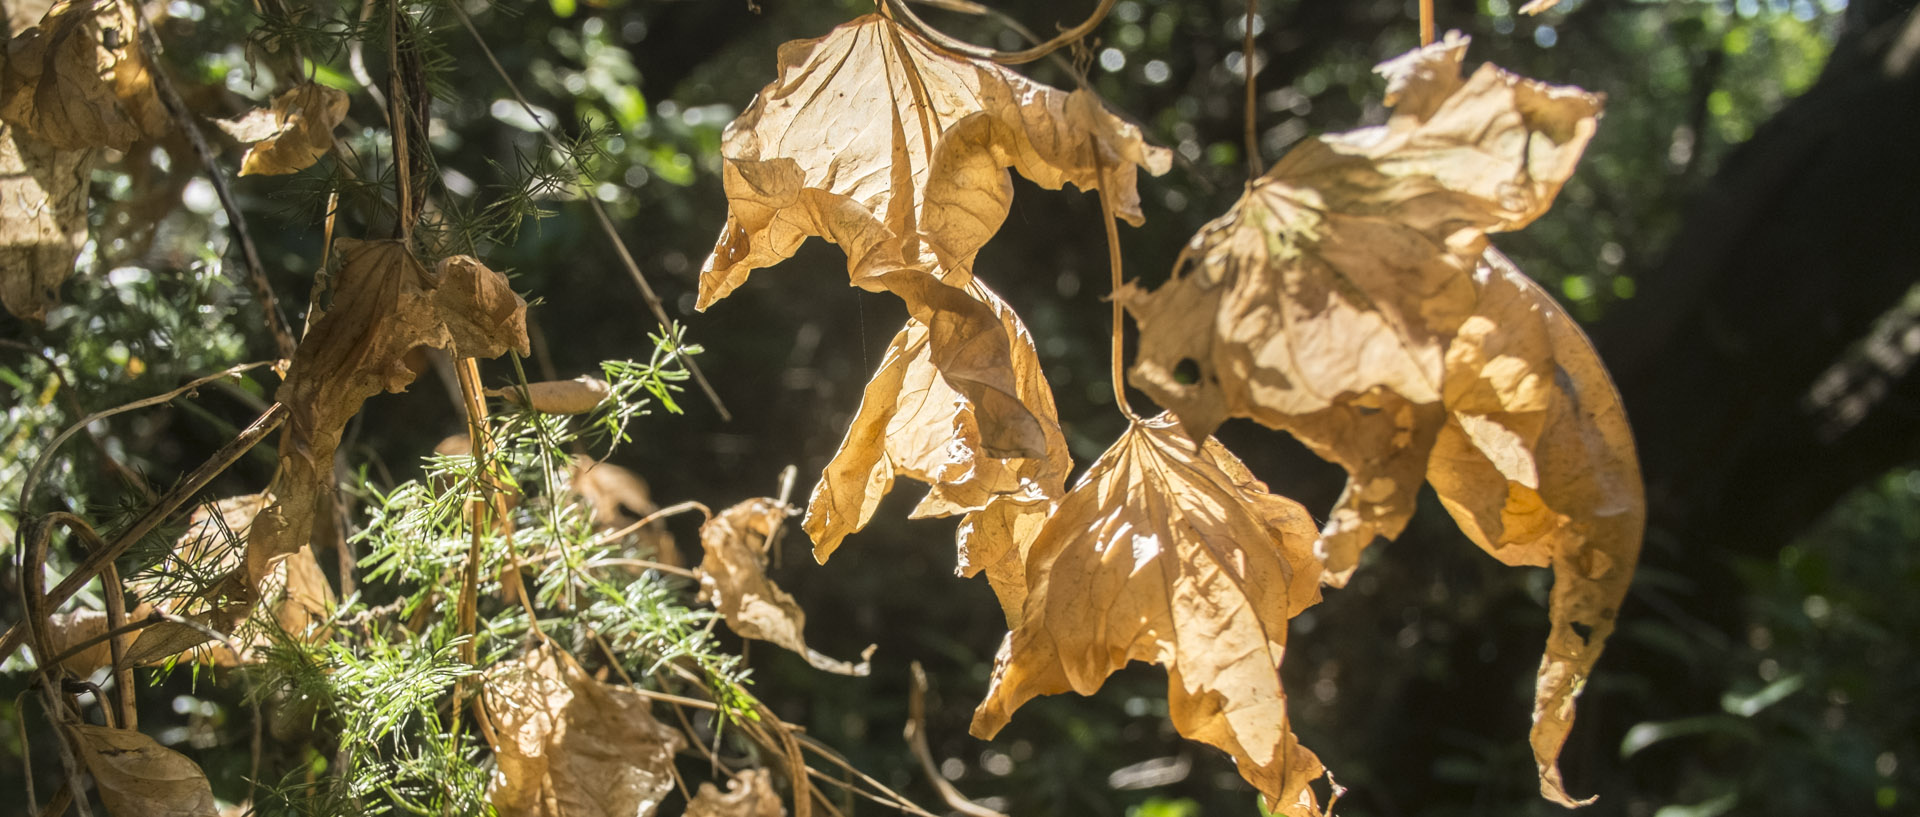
<box><xmin>1425</xmin><ymin>250</ymin><xmax>1643</xmax><ymax>806</ymax></box>
<box><xmin>700</xmin><ymin>14</ymin><xmax>1168</xmax><ymax>459</ymax></box>
<box><xmin>970</xmin><ymin>415</ymin><xmax>1324</xmax><ymax>806</ymax></box>
<box><xmin>801</xmin><ymin>278</ymin><xmax>1070</xmax><ymax>622</ymax></box>
<box><xmin>66</xmin><ymin>724</ymin><xmax>217</xmax><ymax>817</ymax></box>
<box><xmin>685</xmin><ymin>769</ymin><xmax>786</xmax><ymax>817</ymax></box>
<box><xmin>0</xmin><ymin>0</ymin><xmax>166</xmax><ymax>150</ymax></box>
<box><xmin>700</xmin><ymin>497</ymin><xmax>870</xmax><ymax>676</ymax></box>
<box><xmin>216</xmin><ymin>83</ymin><xmax>349</xmax><ymax>176</ymax></box>
<box><xmin>481</xmin><ymin>645</ymin><xmax>686</xmax><ymax>817</ymax></box>
<box><xmin>1122</xmin><ymin>34</ymin><xmax>1602</xmax><ymax>580</ymax></box>
<box><xmin>41</xmin><ymin>607</ymin><xmax>111</xmax><ymax>674</ymax></box>
<box><xmin>493</xmin><ymin>375</ymin><xmax>613</xmax><ymax>415</ymax></box>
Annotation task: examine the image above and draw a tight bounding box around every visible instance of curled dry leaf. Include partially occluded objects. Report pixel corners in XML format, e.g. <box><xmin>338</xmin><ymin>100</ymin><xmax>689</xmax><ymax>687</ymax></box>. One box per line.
<box><xmin>970</xmin><ymin>415</ymin><xmax>1326</xmax><ymax>811</ymax></box>
<box><xmin>685</xmin><ymin>769</ymin><xmax>786</xmax><ymax>817</ymax></box>
<box><xmin>700</xmin><ymin>13</ymin><xmax>1169</xmax><ymax>458</ymax></box>
<box><xmin>493</xmin><ymin>375</ymin><xmax>613</xmax><ymax>415</ymax></box>
<box><xmin>216</xmin><ymin>82</ymin><xmax>350</xmax><ymax>176</ymax></box>
<box><xmin>0</xmin><ymin>0</ymin><xmax>167</xmax><ymax>150</ymax></box>
<box><xmin>42</xmin><ymin>607</ymin><xmax>112</xmax><ymax>674</ymax></box>
<box><xmin>801</xmin><ymin>278</ymin><xmax>1070</xmax><ymax>622</ymax></box>
<box><xmin>247</xmin><ymin>242</ymin><xmax>528</xmax><ymax>616</ymax></box>
<box><xmin>1424</xmin><ymin>250</ymin><xmax>1644</xmax><ymax>805</ymax></box>
<box><xmin>481</xmin><ymin>645</ymin><xmax>686</xmax><ymax>817</ymax></box>
<box><xmin>699</xmin><ymin>497</ymin><xmax>871</xmax><ymax>676</ymax></box>
<box><xmin>1121</xmin><ymin>33</ymin><xmax>1603</xmax><ymax>581</ymax></box>
<box><xmin>0</xmin><ymin>126</ymin><xmax>91</xmax><ymax>319</ymax></box>
<box><xmin>65</xmin><ymin>723</ymin><xmax>217</xmax><ymax>817</ymax></box>
<box><xmin>120</xmin><ymin>493</ymin><xmax>336</xmax><ymax>666</ymax></box>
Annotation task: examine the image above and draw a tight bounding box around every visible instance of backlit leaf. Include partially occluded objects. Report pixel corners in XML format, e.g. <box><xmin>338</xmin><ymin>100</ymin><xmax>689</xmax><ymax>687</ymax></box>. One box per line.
<box><xmin>0</xmin><ymin>0</ymin><xmax>166</xmax><ymax>150</ymax></box>
<box><xmin>66</xmin><ymin>724</ymin><xmax>217</xmax><ymax>817</ymax></box>
<box><xmin>216</xmin><ymin>82</ymin><xmax>349</xmax><ymax>176</ymax></box>
<box><xmin>700</xmin><ymin>497</ymin><xmax>870</xmax><ymax>676</ymax></box>
<box><xmin>969</xmin><ymin>415</ymin><xmax>1325</xmax><ymax>810</ymax></box>
<box><xmin>481</xmin><ymin>645</ymin><xmax>686</xmax><ymax>817</ymax></box>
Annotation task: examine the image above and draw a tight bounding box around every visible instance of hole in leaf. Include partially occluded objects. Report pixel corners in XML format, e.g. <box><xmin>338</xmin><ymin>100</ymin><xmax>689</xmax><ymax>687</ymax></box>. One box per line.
<box><xmin>1172</xmin><ymin>358</ymin><xmax>1201</xmax><ymax>386</ymax></box>
<box><xmin>1570</xmin><ymin>621</ymin><xmax>1593</xmax><ymax>645</ymax></box>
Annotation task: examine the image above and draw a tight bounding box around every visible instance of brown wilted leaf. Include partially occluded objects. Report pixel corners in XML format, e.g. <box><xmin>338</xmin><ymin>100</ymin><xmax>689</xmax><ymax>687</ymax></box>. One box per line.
<box><xmin>685</xmin><ymin>769</ymin><xmax>785</xmax><ymax>817</ymax></box>
<box><xmin>568</xmin><ymin>455</ymin><xmax>678</xmax><ymax>565</ymax></box>
<box><xmin>481</xmin><ymin>645</ymin><xmax>685</xmax><ymax>817</ymax></box>
<box><xmin>66</xmin><ymin>723</ymin><xmax>217</xmax><ymax>817</ymax></box>
<box><xmin>216</xmin><ymin>82</ymin><xmax>349</xmax><ymax>176</ymax></box>
<box><xmin>1121</xmin><ymin>33</ymin><xmax>1602</xmax><ymax>580</ymax></box>
<box><xmin>248</xmin><ymin>242</ymin><xmax>527</xmax><ymax>621</ymax></box>
<box><xmin>42</xmin><ymin>607</ymin><xmax>111</xmax><ymax>674</ymax></box>
<box><xmin>700</xmin><ymin>13</ymin><xmax>1168</xmax><ymax>458</ymax></box>
<box><xmin>802</xmin><ymin>278</ymin><xmax>1070</xmax><ymax>620</ymax></box>
<box><xmin>119</xmin><ymin>494</ymin><xmax>335</xmax><ymax>666</ymax></box>
<box><xmin>699</xmin><ymin>497</ymin><xmax>870</xmax><ymax>676</ymax></box>
<box><xmin>0</xmin><ymin>0</ymin><xmax>167</xmax><ymax>150</ymax></box>
<box><xmin>493</xmin><ymin>375</ymin><xmax>613</xmax><ymax>415</ymax></box>
<box><xmin>1423</xmin><ymin>250</ymin><xmax>1643</xmax><ymax>806</ymax></box>
<box><xmin>969</xmin><ymin>415</ymin><xmax>1325</xmax><ymax>810</ymax></box>
<box><xmin>0</xmin><ymin>127</ymin><xmax>90</xmax><ymax>319</ymax></box>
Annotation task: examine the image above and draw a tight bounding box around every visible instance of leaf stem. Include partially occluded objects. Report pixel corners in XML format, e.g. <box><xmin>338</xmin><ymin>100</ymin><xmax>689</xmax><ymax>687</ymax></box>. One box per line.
<box><xmin>883</xmin><ymin>0</ymin><xmax>1117</xmax><ymax>65</ymax></box>
<box><xmin>1095</xmin><ymin>160</ymin><xmax>1138</xmax><ymax>423</ymax></box>
<box><xmin>1244</xmin><ymin>0</ymin><xmax>1263</xmax><ymax>176</ymax></box>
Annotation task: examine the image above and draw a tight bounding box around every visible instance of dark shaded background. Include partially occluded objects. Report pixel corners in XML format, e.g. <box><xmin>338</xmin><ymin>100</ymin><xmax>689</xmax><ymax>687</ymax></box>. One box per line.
<box><xmin>4</xmin><ymin>0</ymin><xmax>1919</xmax><ymax>814</ymax></box>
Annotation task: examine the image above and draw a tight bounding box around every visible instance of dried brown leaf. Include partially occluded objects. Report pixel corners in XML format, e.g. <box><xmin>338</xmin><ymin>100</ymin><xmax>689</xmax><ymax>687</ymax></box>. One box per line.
<box><xmin>0</xmin><ymin>127</ymin><xmax>90</xmax><ymax>319</ymax></box>
<box><xmin>1122</xmin><ymin>34</ymin><xmax>1602</xmax><ymax>580</ymax></box>
<box><xmin>1425</xmin><ymin>250</ymin><xmax>1643</xmax><ymax>805</ymax></box>
<box><xmin>216</xmin><ymin>82</ymin><xmax>349</xmax><ymax>176</ymax></box>
<box><xmin>970</xmin><ymin>415</ymin><xmax>1325</xmax><ymax>808</ymax></box>
<box><xmin>0</xmin><ymin>0</ymin><xmax>166</xmax><ymax>150</ymax></box>
<box><xmin>699</xmin><ymin>497</ymin><xmax>870</xmax><ymax>676</ymax></box>
<box><xmin>801</xmin><ymin>278</ymin><xmax>1070</xmax><ymax>620</ymax></box>
<box><xmin>494</xmin><ymin>375</ymin><xmax>613</xmax><ymax>415</ymax></box>
<box><xmin>65</xmin><ymin>723</ymin><xmax>217</xmax><ymax>817</ymax></box>
<box><xmin>700</xmin><ymin>14</ymin><xmax>1168</xmax><ymax>458</ymax></box>
<box><xmin>569</xmin><ymin>455</ymin><xmax>678</xmax><ymax>564</ymax></box>
<box><xmin>481</xmin><ymin>645</ymin><xmax>686</xmax><ymax>817</ymax></box>
<box><xmin>42</xmin><ymin>607</ymin><xmax>111</xmax><ymax>674</ymax></box>
<box><xmin>248</xmin><ymin>243</ymin><xmax>528</xmax><ymax>606</ymax></box>
<box><xmin>685</xmin><ymin>769</ymin><xmax>786</xmax><ymax>817</ymax></box>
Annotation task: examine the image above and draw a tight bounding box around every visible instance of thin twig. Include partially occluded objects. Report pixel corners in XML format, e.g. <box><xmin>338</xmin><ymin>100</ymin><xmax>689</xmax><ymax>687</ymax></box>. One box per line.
<box><xmin>884</xmin><ymin>0</ymin><xmax>1117</xmax><ymax>65</ymax></box>
<box><xmin>583</xmin><ymin>500</ymin><xmax>711</xmax><ymax>551</ymax></box>
<box><xmin>906</xmin><ymin>662</ymin><xmax>1008</xmax><ymax>817</ymax></box>
<box><xmin>55</xmin><ymin>515</ymin><xmax>138</xmax><ymax>730</ymax></box>
<box><xmin>0</xmin><ymin>403</ymin><xmax>290</xmax><ymax>665</ymax></box>
<box><xmin>1094</xmin><ymin>157</ymin><xmax>1137</xmax><ymax>421</ymax></box>
<box><xmin>1420</xmin><ymin>0</ymin><xmax>1436</xmax><ymax>45</ymax></box>
<box><xmin>795</xmin><ymin>735</ymin><xmax>944</xmax><ymax>817</ymax></box>
<box><xmin>16</xmin><ymin>362</ymin><xmax>270</xmax><ymax>524</ymax></box>
<box><xmin>1243</xmin><ymin>0</ymin><xmax>1264</xmax><ymax>176</ymax></box>
<box><xmin>135</xmin><ymin>16</ymin><xmax>297</xmax><ymax>362</ymax></box>
<box><xmin>447</xmin><ymin>3</ymin><xmax>731</xmax><ymax>421</ymax></box>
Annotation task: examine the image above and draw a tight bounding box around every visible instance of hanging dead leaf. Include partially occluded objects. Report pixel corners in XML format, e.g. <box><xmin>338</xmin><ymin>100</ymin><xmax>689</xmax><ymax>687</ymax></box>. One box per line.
<box><xmin>970</xmin><ymin>415</ymin><xmax>1325</xmax><ymax>810</ymax></box>
<box><xmin>699</xmin><ymin>497</ymin><xmax>870</xmax><ymax>676</ymax></box>
<box><xmin>1422</xmin><ymin>249</ymin><xmax>1643</xmax><ymax>806</ymax></box>
<box><xmin>802</xmin><ymin>278</ymin><xmax>1070</xmax><ymax>621</ymax></box>
<box><xmin>215</xmin><ymin>82</ymin><xmax>349</xmax><ymax>176</ymax></box>
<box><xmin>0</xmin><ymin>0</ymin><xmax>167</xmax><ymax>150</ymax></box>
<box><xmin>1122</xmin><ymin>33</ymin><xmax>1602</xmax><ymax>580</ymax></box>
<box><xmin>65</xmin><ymin>723</ymin><xmax>217</xmax><ymax>817</ymax></box>
<box><xmin>481</xmin><ymin>645</ymin><xmax>686</xmax><ymax>817</ymax></box>
<box><xmin>0</xmin><ymin>127</ymin><xmax>90</xmax><ymax>319</ymax></box>
<box><xmin>248</xmin><ymin>243</ymin><xmax>527</xmax><ymax>629</ymax></box>
<box><xmin>492</xmin><ymin>375</ymin><xmax>613</xmax><ymax>415</ymax></box>
<box><xmin>700</xmin><ymin>14</ymin><xmax>1168</xmax><ymax>458</ymax></box>
<box><xmin>685</xmin><ymin>769</ymin><xmax>786</xmax><ymax>817</ymax></box>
